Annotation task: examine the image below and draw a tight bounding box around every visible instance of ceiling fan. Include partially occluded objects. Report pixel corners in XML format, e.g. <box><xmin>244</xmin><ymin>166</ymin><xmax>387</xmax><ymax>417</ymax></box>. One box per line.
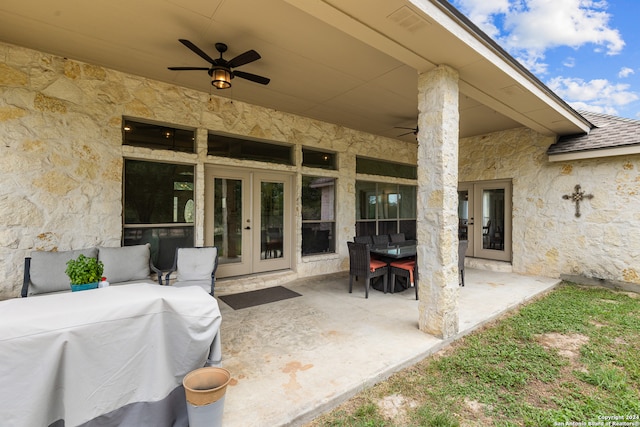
<box><xmin>395</xmin><ymin>125</ymin><xmax>419</xmax><ymax>137</ymax></box>
<box><xmin>168</xmin><ymin>39</ymin><xmax>270</xmax><ymax>89</ymax></box>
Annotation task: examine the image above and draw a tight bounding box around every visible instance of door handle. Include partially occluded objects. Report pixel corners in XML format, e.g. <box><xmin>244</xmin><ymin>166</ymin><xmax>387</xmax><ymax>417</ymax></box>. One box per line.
<box><xmin>244</xmin><ymin>226</ymin><xmax>251</xmax><ymax>230</ymax></box>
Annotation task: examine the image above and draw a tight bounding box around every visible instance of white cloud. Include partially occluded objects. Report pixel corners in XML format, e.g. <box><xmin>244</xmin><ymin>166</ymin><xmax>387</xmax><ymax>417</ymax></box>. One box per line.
<box><xmin>453</xmin><ymin>0</ymin><xmax>510</xmax><ymax>38</ymax></box>
<box><xmin>618</xmin><ymin>67</ymin><xmax>634</xmax><ymax>78</ymax></box>
<box><xmin>547</xmin><ymin>76</ymin><xmax>639</xmax><ymax>114</ymax></box>
<box><xmin>563</xmin><ymin>57</ymin><xmax>576</xmax><ymax>68</ymax></box>
<box><xmin>452</xmin><ymin>0</ymin><xmax>625</xmax><ymax>74</ymax></box>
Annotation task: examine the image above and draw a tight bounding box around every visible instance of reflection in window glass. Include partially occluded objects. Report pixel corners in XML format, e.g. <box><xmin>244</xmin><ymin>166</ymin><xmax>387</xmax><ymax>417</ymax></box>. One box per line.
<box><xmin>302</xmin><ymin>176</ymin><xmax>336</xmax><ymax>255</ymax></box>
<box><xmin>208</xmin><ymin>133</ymin><xmax>293</xmax><ymax>165</ymax></box>
<box><xmin>355</xmin><ymin>181</ymin><xmax>417</xmax><ymax>240</ymax></box>
<box><xmin>214</xmin><ymin>178</ymin><xmax>243</xmax><ymax>264</ymax></box>
<box><xmin>124</xmin><ymin>160</ymin><xmax>194</xmax><ymax>224</ymax></box>
<box><xmin>261</xmin><ymin>182</ymin><xmax>284</xmax><ymax>260</ymax></box>
<box><xmin>123</xmin><ymin>159</ymin><xmax>195</xmax><ymax>270</ymax></box>
<box><xmin>377</xmin><ymin>183</ymin><xmax>398</xmax><ymax>219</ymax></box>
<box><xmin>123</xmin><ymin>119</ymin><xmax>195</xmax><ymax>153</ymax></box>
<box><xmin>356</xmin><ymin>157</ymin><xmax>417</xmax><ymax>179</ymax></box>
<box><xmin>356</xmin><ymin>181</ymin><xmax>377</xmax><ymax>220</ymax></box>
<box><xmin>399</xmin><ymin>186</ymin><xmax>416</xmax><ymax>219</ymax></box>
<box><xmin>482</xmin><ymin>188</ymin><xmax>505</xmax><ymax>251</ymax></box>
<box><xmin>302</xmin><ymin>148</ymin><xmax>336</xmax><ymax>170</ymax></box>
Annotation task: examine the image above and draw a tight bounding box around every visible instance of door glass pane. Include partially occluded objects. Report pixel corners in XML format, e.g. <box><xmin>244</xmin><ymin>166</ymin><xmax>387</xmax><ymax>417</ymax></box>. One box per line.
<box><xmin>482</xmin><ymin>189</ymin><xmax>505</xmax><ymax>251</ymax></box>
<box><xmin>261</xmin><ymin>182</ymin><xmax>284</xmax><ymax>260</ymax></box>
<box><xmin>214</xmin><ymin>178</ymin><xmax>243</xmax><ymax>264</ymax></box>
<box><xmin>458</xmin><ymin>190</ymin><xmax>469</xmax><ymax>240</ymax></box>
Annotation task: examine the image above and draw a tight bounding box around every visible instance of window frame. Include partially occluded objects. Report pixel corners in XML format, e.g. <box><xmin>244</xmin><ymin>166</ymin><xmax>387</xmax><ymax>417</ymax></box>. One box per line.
<box><xmin>301</xmin><ymin>175</ymin><xmax>337</xmax><ymax>256</ymax></box>
<box><xmin>122</xmin><ymin>158</ymin><xmax>196</xmax><ymax>270</ymax></box>
<box><xmin>355</xmin><ymin>181</ymin><xmax>417</xmax><ymax>240</ymax></box>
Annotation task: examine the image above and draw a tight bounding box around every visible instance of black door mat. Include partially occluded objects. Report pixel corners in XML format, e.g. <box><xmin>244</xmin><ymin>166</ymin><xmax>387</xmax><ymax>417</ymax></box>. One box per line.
<box><xmin>219</xmin><ymin>286</ymin><xmax>302</xmax><ymax>310</ymax></box>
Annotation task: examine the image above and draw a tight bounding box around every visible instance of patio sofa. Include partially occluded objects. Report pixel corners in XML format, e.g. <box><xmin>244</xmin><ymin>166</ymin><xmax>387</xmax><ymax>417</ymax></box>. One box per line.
<box><xmin>21</xmin><ymin>244</ymin><xmax>162</xmax><ymax>297</ymax></box>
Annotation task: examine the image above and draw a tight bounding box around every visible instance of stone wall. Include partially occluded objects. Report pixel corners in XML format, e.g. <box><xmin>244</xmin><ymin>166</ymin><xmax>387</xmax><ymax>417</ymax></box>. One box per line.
<box><xmin>459</xmin><ymin>127</ymin><xmax>640</xmax><ymax>285</ymax></box>
<box><xmin>0</xmin><ymin>41</ymin><xmax>416</xmax><ymax>299</ymax></box>
<box><xmin>3</xmin><ymin>41</ymin><xmax>637</xmax><ymax>300</ymax></box>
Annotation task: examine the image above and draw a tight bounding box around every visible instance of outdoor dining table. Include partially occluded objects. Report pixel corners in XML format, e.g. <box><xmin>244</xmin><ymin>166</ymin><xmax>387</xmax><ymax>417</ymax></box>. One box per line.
<box><xmin>0</xmin><ymin>283</ymin><xmax>222</xmax><ymax>427</ymax></box>
<box><xmin>369</xmin><ymin>243</ymin><xmax>417</xmax><ymax>293</ymax></box>
<box><xmin>369</xmin><ymin>243</ymin><xmax>417</xmax><ymax>260</ymax></box>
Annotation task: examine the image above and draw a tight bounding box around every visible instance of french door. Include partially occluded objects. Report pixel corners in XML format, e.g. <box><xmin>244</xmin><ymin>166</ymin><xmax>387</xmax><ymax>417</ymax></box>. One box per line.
<box><xmin>458</xmin><ymin>180</ymin><xmax>512</xmax><ymax>262</ymax></box>
<box><xmin>204</xmin><ymin>167</ymin><xmax>292</xmax><ymax>278</ymax></box>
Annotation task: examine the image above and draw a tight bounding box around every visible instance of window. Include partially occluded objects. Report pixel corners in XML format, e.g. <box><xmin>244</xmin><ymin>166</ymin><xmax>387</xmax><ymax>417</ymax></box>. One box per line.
<box><xmin>356</xmin><ymin>157</ymin><xmax>417</xmax><ymax>179</ymax></box>
<box><xmin>123</xmin><ymin>159</ymin><xmax>195</xmax><ymax>270</ymax></box>
<box><xmin>207</xmin><ymin>133</ymin><xmax>293</xmax><ymax>165</ymax></box>
<box><xmin>302</xmin><ymin>148</ymin><xmax>336</xmax><ymax>170</ymax></box>
<box><xmin>302</xmin><ymin>176</ymin><xmax>336</xmax><ymax>255</ymax></box>
<box><xmin>355</xmin><ymin>181</ymin><xmax>416</xmax><ymax>239</ymax></box>
<box><xmin>123</xmin><ymin>118</ymin><xmax>195</xmax><ymax>153</ymax></box>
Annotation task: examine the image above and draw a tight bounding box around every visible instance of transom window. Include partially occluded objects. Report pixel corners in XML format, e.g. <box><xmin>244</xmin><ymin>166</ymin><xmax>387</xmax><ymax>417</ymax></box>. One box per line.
<box><xmin>356</xmin><ymin>157</ymin><xmax>417</xmax><ymax>179</ymax></box>
<box><xmin>302</xmin><ymin>148</ymin><xmax>336</xmax><ymax>170</ymax></box>
<box><xmin>123</xmin><ymin>118</ymin><xmax>195</xmax><ymax>153</ymax></box>
<box><xmin>207</xmin><ymin>133</ymin><xmax>293</xmax><ymax>165</ymax></box>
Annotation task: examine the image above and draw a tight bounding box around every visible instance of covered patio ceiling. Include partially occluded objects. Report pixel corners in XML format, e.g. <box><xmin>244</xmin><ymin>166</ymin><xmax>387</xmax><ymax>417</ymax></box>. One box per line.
<box><xmin>0</xmin><ymin>0</ymin><xmax>591</xmax><ymax>143</ymax></box>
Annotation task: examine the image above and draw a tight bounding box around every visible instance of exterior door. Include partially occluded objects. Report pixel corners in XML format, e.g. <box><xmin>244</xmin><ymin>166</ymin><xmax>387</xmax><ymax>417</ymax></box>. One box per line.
<box><xmin>458</xmin><ymin>180</ymin><xmax>512</xmax><ymax>262</ymax></box>
<box><xmin>457</xmin><ymin>183</ymin><xmax>474</xmax><ymax>253</ymax></box>
<box><xmin>205</xmin><ymin>167</ymin><xmax>292</xmax><ymax>278</ymax></box>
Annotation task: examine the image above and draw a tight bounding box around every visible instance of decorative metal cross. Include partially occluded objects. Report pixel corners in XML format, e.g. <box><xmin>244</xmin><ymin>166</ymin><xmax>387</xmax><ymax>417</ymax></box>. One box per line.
<box><xmin>562</xmin><ymin>184</ymin><xmax>593</xmax><ymax>218</ymax></box>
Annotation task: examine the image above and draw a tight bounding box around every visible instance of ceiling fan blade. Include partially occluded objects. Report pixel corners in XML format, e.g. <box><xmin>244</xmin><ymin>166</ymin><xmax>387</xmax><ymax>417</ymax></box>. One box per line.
<box><xmin>394</xmin><ymin>126</ymin><xmax>416</xmax><ymax>130</ymax></box>
<box><xmin>228</xmin><ymin>50</ymin><xmax>261</xmax><ymax>68</ymax></box>
<box><xmin>397</xmin><ymin>131</ymin><xmax>415</xmax><ymax>137</ymax></box>
<box><xmin>234</xmin><ymin>70</ymin><xmax>270</xmax><ymax>85</ymax></box>
<box><xmin>178</xmin><ymin>39</ymin><xmax>217</xmax><ymax>65</ymax></box>
<box><xmin>168</xmin><ymin>66</ymin><xmax>210</xmax><ymax>71</ymax></box>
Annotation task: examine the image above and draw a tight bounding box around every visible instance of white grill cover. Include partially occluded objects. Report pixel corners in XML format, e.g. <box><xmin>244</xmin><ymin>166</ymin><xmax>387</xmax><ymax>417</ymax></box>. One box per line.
<box><xmin>0</xmin><ymin>283</ymin><xmax>222</xmax><ymax>427</ymax></box>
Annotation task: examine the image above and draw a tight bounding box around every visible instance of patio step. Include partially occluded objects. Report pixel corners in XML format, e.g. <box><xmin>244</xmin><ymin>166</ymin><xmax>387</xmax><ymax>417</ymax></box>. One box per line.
<box><xmin>215</xmin><ymin>270</ymin><xmax>299</xmax><ymax>295</ymax></box>
<box><xmin>465</xmin><ymin>257</ymin><xmax>513</xmax><ymax>273</ymax></box>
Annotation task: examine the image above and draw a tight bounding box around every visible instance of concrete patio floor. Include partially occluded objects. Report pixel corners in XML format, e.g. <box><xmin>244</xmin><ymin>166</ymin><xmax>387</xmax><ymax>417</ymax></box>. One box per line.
<box><xmin>215</xmin><ymin>268</ymin><xmax>560</xmax><ymax>427</ymax></box>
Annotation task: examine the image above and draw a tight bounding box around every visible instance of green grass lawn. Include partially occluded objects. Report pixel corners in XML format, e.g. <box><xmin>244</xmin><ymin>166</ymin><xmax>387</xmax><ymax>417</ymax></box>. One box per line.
<box><xmin>307</xmin><ymin>283</ymin><xmax>640</xmax><ymax>427</ymax></box>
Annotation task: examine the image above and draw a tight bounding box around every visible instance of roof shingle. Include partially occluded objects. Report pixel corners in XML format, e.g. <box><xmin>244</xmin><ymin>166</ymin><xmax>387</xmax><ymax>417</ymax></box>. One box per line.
<box><xmin>547</xmin><ymin>111</ymin><xmax>640</xmax><ymax>155</ymax></box>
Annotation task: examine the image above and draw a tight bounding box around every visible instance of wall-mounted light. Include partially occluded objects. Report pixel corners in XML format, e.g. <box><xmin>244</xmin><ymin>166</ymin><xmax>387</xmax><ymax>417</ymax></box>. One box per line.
<box><xmin>211</xmin><ymin>67</ymin><xmax>232</xmax><ymax>89</ymax></box>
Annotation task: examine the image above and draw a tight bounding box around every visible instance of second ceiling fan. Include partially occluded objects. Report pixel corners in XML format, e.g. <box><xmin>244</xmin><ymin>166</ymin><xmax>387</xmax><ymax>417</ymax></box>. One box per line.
<box><xmin>168</xmin><ymin>39</ymin><xmax>270</xmax><ymax>89</ymax></box>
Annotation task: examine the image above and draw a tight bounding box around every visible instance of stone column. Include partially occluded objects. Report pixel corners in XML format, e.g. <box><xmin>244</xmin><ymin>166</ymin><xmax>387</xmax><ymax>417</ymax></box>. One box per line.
<box><xmin>416</xmin><ymin>65</ymin><xmax>460</xmax><ymax>338</ymax></box>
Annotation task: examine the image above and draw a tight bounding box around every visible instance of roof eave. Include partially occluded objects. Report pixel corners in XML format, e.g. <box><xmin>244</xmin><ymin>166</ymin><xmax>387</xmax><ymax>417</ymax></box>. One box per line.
<box><xmin>426</xmin><ymin>0</ymin><xmax>594</xmax><ymax>134</ymax></box>
<box><xmin>548</xmin><ymin>145</ymin><xmax>640</xmax><ymax>162</ymax></box>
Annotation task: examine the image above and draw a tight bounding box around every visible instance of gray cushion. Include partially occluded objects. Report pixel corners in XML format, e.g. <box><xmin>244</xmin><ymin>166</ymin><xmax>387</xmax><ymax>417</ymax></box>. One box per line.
<box><xmin>99</xmin><ymin>244</ymin><xmax>151</xmax><ymax>284</ymax></box>
<box><xmin>172</xmin><ymin>280</ymin><xmax>212</xmax><ymax>293</ymax></box>
<box><xmin>29</xmin><ymin>248</ymin><xmax>99</xmax><ymax>296</ymax></box>
<box><xmin>176</xmin><ymin>247</ymin><xmax>217</xmax><ymax>282</ymax></box>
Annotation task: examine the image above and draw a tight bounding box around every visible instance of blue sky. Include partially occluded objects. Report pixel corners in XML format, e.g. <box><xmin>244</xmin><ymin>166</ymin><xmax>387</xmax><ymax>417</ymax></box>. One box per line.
<box><xmin>449</xmin><ymin>0</ymin><xmax>640</xmax><ymax>120</ymax></box>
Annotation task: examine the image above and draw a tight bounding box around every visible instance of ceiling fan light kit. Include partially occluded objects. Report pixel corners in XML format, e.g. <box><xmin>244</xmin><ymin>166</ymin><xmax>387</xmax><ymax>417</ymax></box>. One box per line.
<box><xmin>168</xmin><ymin>39</ymin><xmax>270</xmax><ymax>89</ymax></box>
<box><xmin>211</xmin><ymin>67</ymin><xmax>232</xmax><ymax>89</ymax></box>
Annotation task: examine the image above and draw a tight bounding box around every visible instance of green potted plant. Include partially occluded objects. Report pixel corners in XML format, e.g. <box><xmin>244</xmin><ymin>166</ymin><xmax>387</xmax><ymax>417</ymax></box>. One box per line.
<box><xmin>65</xmin><ymin>254</ymin><xmax>104</xmax><ymax>291</ymax></box>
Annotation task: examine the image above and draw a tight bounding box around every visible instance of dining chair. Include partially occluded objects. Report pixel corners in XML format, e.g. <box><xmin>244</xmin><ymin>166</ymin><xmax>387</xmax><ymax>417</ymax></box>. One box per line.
<box><xmin>347</xmin><ymin>241</ymin><xmax>388</xmax><ymax>298</ymax></box>
<box><xmin>165</xmin><ymin>247</ymin><xmax>219</xmax><ymax>296</ymax></box>
<box><xmin>389</xmin><ymin>233</ymin><xmax>405</xmax><ymax>243</ymax></box>
<box><xmin>389</xmin><ymin>259</ymin><xmax>417</xmax><ymax>299</ymax></box>
<box><xmin>459</xmin><ymin>239</ymin><xmax>468</xmax><ymax>286</ymax></box>
<box><xmin>372</xmin><ymin>234</ymin><xmax>390</xmax><ymax>246</ymax></box>
<box><xmin>354</xmin><ymin>235</ymin><xmax>373</xmax><ymax>245</ymax></box>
